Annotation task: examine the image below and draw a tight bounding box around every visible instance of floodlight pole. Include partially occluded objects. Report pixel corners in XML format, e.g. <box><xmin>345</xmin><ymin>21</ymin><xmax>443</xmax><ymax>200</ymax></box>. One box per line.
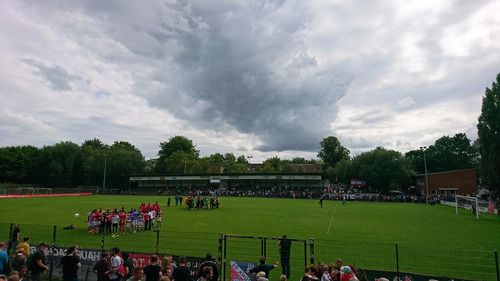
<box><xmin>247</xmin><ymin>156</ymin><xmax>254</xmax><ymax>189</ymax></box>
<box><xmin>102</xmin><ymin>156</ymin><xmax>107</xmax><ymax>195</ymax></box>
<box><xmin>420</xmin><ymin>146</ymin><xmax>430</xmax><ymax>202</ymax></box>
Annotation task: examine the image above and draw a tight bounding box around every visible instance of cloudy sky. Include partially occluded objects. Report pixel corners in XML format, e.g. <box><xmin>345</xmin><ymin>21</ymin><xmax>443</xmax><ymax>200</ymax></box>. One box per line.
<box><xmin>1</xmin><ymin>0</ymin><xmax>499</xmax><ymax>161</ymax></box>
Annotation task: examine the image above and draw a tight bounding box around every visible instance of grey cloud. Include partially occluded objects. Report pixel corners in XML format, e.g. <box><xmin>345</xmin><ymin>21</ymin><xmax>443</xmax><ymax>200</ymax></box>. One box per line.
<box><xmin>21</xmin><ymin>58</ymin><xmax>82</xmax><ymax>91</ymax></box>
<box><xmin>10</xmin><ymin>0</ymin><xmax>498</xmax><ymax>156</ymax></box>
<box><xmin>349</xmin><ymin>110</ymin><xmax>393</xmax><ymax>125</ymax></box>
<box><xmin>142</xmin><ymin>1</ymin><xmax>350</xmax><ymax>152</ymax></box>
<box><xmin>340</xmin><ymin>136</ymin><xmax>388</xmax><ymax>151</ymax></box>
<box><xmin>56</xmin><ymin>0</ymin><xmax>352</xmax><ymax>152</ymax></box>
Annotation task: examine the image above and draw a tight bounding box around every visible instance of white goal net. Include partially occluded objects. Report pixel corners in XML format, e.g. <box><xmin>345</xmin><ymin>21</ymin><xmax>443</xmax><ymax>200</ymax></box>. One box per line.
<box><xmin>455</xmin><ymin>195</ymin><xmax>480</xmax><ymax>219</ymax></box>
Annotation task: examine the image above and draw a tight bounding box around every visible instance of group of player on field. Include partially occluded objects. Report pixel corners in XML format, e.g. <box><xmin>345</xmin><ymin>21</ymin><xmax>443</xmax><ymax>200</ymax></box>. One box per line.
<box><xmin>184</xmin><ymin>195</ymin><xmax>220</xmax><ymax>210</ymax></box>
<box><xmin>87</xmin><ymin>202</ymin><xmax>163</xmax><ymax>236</ymax></box>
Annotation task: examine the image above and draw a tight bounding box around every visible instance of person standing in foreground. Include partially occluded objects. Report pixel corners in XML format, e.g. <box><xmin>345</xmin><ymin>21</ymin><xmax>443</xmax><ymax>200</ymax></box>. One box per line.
<box><xmin>9</xmin><ymin>225</ymin><xmax>20</xmax><ymax>256</ymax></box>
<box><xmin>107</xmin><ymin>248</ymin><xmax>122</xmax><ymax>281</ymax></box>
<box><xmin>0</xmin><ymin>243</ymin><xmax>8</xmax><ymax>275</ymax></box>
<box><xmin>249</xmin><ymin>256</ymin><xmax>278</xmax><ymax>278</ymax></box>
<box><xmin>278</xmin><ymin>236</ymin><xmax>291</xmax><ymax>279</ymax></box>
<box><xmin>15</xmin><ymin>237</ymin><xmax>30</xmax><ymax>256</ymax></box>
<box><xmin>61</xmin><ymin>246</ymin><xmax>81</xmax><ymax>281</ymax></box>
<box><xmin>143</xmin><ymin>255</ymin><xmax>162</xmax><ymax>281</ymax></box>
<box><xmin>126</xmin><ymin>267</ymin><xmax>144</xmax><ymax>281</ymax></box>
<box><xmin>172</xmin><ymin>256</ymin><xmax>191</xmax><ymax>281</ymax></box>
<box><xmin>31</xmin><ymin>243</ymin><xmax>49</xmax><ymax>281</ymax></box>
<box><xmin>197</xmin><ymin>266</ymin><xmax>213</xmax><ymax>281</ymax></box>
<box><xmin>197</xmin><ymin>253</ymin><xmax>218</xmax><ymax>281</ymax></box>
<box><xmin>93</xmin><ymin>252</ymin><xmax>110</xmax><ymax>281</ymax></box>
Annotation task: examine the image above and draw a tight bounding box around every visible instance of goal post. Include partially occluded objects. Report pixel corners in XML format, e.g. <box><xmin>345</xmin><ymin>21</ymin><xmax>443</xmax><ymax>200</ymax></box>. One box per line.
<box><xmin>455</xmin><ymin>195</ymin><xmax>479</xmax><ymax>220</ymax></box>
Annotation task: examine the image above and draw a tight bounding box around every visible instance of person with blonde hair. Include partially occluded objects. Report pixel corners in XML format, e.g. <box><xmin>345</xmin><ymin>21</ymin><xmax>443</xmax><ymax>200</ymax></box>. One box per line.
<box><xmin>161</xmin><ymin>256</ymin><xmax>175</xmax><ymax>280</ymax></box>
<box><xmin>15</xmin><ymin>238</ymin><xmax>30</xmax><ymax>256</ymax></box>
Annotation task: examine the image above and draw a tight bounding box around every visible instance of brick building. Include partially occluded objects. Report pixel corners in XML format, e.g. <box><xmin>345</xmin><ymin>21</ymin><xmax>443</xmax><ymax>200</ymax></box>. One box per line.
<box><xmin>416</xmin><ymin>168</ymin><xmax>477</xmax><ymax>196</ymax></box>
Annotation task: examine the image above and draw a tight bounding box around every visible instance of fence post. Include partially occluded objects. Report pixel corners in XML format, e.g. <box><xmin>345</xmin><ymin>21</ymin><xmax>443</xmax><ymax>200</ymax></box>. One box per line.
<box><xmin>309</xmin><ymin>238</ymin><xmax>315</xmax><ymax>265</ymax></box>
<box><xmin>495</xmin><ymin>250</ymin><xmax>499</xmax><ymax>281</ymax></box>
<box><xmin>155</xmin><ymin>230</ymin><xmax>160</xmax><ymax>254</ymax></box>
<box><xmin>100</xmin><ymin>227</ymin><xmax>105</xmax><ymax>253</ymax></box>
<box><xmin>263</xmin><ymin>237</ymin><xmax>267</xmax><ymax>257</ymax></box>
<box><xmin>223</xmin><ymin>235</ymin><xmax>227</xmax><ymax>281</ymax></box>
<box><xmin>7</xmin><ymin>223</ymin><xmax>13</xmax><ymax>255</ymax></box>
<box><xmin>395</xmin><ymin>243</ymin><xmax>400</xmax><ymax>281</ymax></box>
<box><xmin>218</xmin><ymin>233</ymin><xmax>223</xmax><ymax>273</ymax></box>
<box><xmin>259</xmin><ymin>237</ymin><xmax>264</xmax><ymax>256</ymax></box>
<box><xmin>49</xmin><ymin>225</ymin><xmax>57</xmax><ymax>281</ymax></box>
<box><xmin>303</xmin><ymin>240</ymin><xmax>307</xmax><ymax>267</ymax></box>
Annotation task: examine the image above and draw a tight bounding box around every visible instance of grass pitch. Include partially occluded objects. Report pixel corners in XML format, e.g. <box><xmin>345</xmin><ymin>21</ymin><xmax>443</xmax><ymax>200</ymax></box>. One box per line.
<box><xmin>0</xmin><ymin>195</ymin><xmax>499</xmax><ymax>280</ymax></box>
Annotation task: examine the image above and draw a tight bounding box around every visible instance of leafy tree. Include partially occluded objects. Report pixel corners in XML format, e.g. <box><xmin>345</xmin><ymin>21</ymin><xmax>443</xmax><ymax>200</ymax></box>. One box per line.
<box><xmin>318</xmin><ymin>136</ymin><xmax>350</xmax><ymax>168</ymax></box>
<box><xmin>36</xmin><ymin>141</ymin><xmax>81</xmax><ymax>187</ymax></box>
<box><xmin>106</xmin><ymin>141</ymin><xmax>145</xmax><ymax>189</ymax></box>
<box><xmin>350</xmin><ymin>147</ymin><xmax>414</xmax><ymax>193</ymax></box>
<box><xmin>405</xmin><ymin>133</ymin><xmax>478</xmax><ymax>174</ymax></box>
<box><xmin>0</xmin><ymin>146</ymin><xmax>40</xmax><ymax>183</ymax></box>
<box><xmin>477</xmin><ymin>73</ymin><xmax>500</xmax><ymax>193</ymax></box>
<box><xmin>156</xmin><ymin>136</ymin><xmax>199</xmax><ymax>172</ymax></box>
<box><xmin>164</xmin><ymin>151</ymin><xmax>198</xmax><ymax>174</ymax></box>
<box><xmin>428</xmin><ymin>133</ymin><xmax>478</xmax><ymax>172</ymax></box>
<box><xmin>261</xmin><ymin>156</ymin><xmax>281</xmax><ymax>172</ymax></box>
<box><xmin>328</xmin><ymin>159</ymin><xmax>352</xmax><ymax>184</ymax></box>
<box><xmin>236</xmin><ymin>155</ymin><xmax>249</xmax><ymax>164</ymax></box>
<box><xmin>280</xmin><ymin>159</ymin><xmax>293</xmax><ymax>172</ymax></box>
<box><xmin>225</xmin><ymin>163</ymin><xmax>248</xmax><ymax>173</ymax></box>
<box><xmin>207</xmin><ymin>153</ymin><xmax>225</xmax><ymax>165</ymax></box>
<box><xmin>224</xmin><ymin>153</ymin><xmax>249</xmax><ymax>173</ymax></box>
<box><xmin>224</xmin><ymin>153</ymin><xmax>237</xmax><ymax>164</ymax></box>
<box><xmin>291</xmin><ymin>157</ymin><xmax>308</xmax><ymax>164</ymax></box>
<box><xmin>144</xmin><ymin>159</ymin><xmax>157</xmax><ymax>174</ymax></box>
<box><xmin>80</xmin><ymin>138</ymin><xmax>108</xmax><ymax>186</ymax></box>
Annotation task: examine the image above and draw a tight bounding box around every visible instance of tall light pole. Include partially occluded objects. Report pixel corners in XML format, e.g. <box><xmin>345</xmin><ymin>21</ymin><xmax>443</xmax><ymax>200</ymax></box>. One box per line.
<box><xmin>246</xmin><ymin>155</ymin><xmax>253</xmax><ymax>189</ymax></box>
<box><xmin>102</xmin><ymin>156</ymin><xmax>107</xmax><ymax>195</ymax></box>
<box><xmin>183</xmin><ymin>158</ymin><xmax>187</xmax><ymax>174</ymax></box>
<box><xmin>420</xmin><ymin>146</ymin><xmax>429</xmax><ymax>201</ymax></box>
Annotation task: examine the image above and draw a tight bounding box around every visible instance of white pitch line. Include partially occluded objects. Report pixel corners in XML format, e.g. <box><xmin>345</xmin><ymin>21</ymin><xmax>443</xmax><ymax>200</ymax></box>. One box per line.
<box><xmin>326</xmin><ymin>204</ymin><xmax>338</xmax><ymax>234</ymax></box>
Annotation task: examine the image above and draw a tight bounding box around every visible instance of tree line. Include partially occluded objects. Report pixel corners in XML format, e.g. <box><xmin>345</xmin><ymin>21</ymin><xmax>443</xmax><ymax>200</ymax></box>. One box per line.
<box><xmin>0</xmin><ymin>131</ymin><xmax>479</xmax><ymax>194</ymax></box>
<box><xmin>0</xmin><ymin>74</ymin><xmax>499</xmax><ymax>194</ymax></box>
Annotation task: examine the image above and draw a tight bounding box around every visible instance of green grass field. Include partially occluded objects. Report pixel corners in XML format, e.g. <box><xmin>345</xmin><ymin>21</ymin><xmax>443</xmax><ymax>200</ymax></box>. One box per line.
<box><xmin>1</xmin><ymin>195</ymin><xmax>499</xmax><ymax>280</ymax></box>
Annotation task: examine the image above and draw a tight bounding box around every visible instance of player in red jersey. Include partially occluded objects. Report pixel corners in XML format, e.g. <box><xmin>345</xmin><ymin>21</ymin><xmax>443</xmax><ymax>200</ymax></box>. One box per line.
<box><xmin>118</xmin><ymin>210</ymin><xmax>126</xmax><ymax>234</ymax></box>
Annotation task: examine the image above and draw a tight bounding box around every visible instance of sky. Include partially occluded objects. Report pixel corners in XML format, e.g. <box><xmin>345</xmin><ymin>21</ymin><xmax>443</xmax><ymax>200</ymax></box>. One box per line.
<box><xmin>1</xmin><ymin>0</ymin><xmax>499</xmax><ymax>161</ymax></box>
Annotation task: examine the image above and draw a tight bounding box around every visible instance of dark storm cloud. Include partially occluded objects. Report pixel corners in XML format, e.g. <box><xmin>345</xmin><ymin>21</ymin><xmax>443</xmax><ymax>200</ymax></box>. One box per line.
<box><xmin>21</xmin><ymin>59</ymin><xmax>82</xmax><ymax>91</ymax></box>
<box><xmin>152</xmin><ymin>1</ymin><xmax>351</xmax><ymax>151</ymax></box>
<box><xmin>50</xmin><ymin>0</ymin><xmax>351</xmax><ymax>152</ymax></box>
<box><xmin>4</xmin><ymin>0</ymin><xmax>499</xmax><ymax>158</ymax></box>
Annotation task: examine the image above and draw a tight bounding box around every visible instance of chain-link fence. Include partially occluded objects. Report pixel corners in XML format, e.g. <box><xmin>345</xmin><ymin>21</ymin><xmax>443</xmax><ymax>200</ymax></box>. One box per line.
<box><xmin>2</xmin><ymin>222</ymin><xmax>499</xmax><ymax>281</ymax></box>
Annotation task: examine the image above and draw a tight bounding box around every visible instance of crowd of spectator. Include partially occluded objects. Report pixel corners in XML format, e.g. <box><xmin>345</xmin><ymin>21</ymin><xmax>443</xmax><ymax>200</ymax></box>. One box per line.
<box><xmin>158</xmin><ymin>185</ymin><xmax>431</xmax><ymax>205</ymax></box>
<box><xmin>0</xmin><ymin>225</ymin><xmax>402</xmax><ymax>281</ymax></box>
<box><xmin>1</xmin><ymin>239</ymin><xmax>400</xmax><ymax>281</ymax></box>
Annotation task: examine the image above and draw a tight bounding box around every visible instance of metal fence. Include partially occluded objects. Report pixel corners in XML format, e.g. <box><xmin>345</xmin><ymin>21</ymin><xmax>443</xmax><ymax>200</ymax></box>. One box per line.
<box><xmin>2</xmin><ymin>222</ymin><xmax>499</xmax><ymax>281</ymax></box>
<box><xmin>315</xmin><ymin>239</ymin><xmax>500</xmax><ymax>281</ymax></box>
